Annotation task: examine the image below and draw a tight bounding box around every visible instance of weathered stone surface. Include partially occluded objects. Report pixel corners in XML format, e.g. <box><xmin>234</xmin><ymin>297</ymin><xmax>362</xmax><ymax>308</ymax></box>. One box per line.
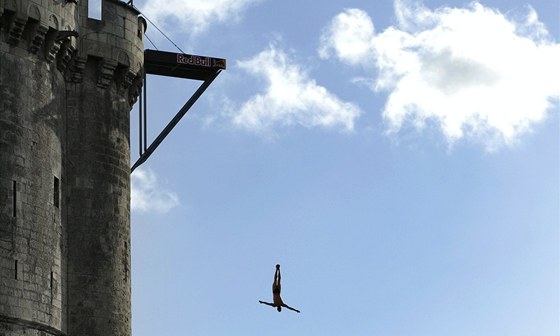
<box><xmin>0</xmin><ymin>1</ymin><xmax>144</xmax><ymax>335</ymax></box>
<box><xmin>0</xmin><ymin>41</ymin><xmax>66</xmax><ymax>336</ymax></box>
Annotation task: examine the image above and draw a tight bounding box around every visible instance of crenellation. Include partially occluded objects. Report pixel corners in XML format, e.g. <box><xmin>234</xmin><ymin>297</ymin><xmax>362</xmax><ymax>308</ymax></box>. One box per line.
<box><xmin>44</xmin><ymin>33</ymin><xmax>61</xmax><ymax>62</ymax></box>
<box><xmin>117</xmin><ymin>66</ymin><xmax>135</xmax><ymax>91</ymax></box>
<box><xmin>7</xmin><ymin>15</ymin><xmax>27</xmax><ymax>45</ymax></box>
<box><xmin>97</xmin><ymin>58</ymin><xmax>118</xmax><ymax>88</ymax></box>
<box><xmin>66</xmin><ymin>55</ymin><xmax>87</xmax><ymax>82</ymax></box>
<box><xmin>1</xmin><ymin>0</ymin><xmax>78</xmax><ymax>68</ymax></box>
<box><xmin>28</xmin><ymin>23</ymin><xmax>49</xmax><ymax>54</ymax></box>
<box><xmin>56</xmin><ymin>38</ymin><xmax>75</xmax><ymax>70</ymax></box>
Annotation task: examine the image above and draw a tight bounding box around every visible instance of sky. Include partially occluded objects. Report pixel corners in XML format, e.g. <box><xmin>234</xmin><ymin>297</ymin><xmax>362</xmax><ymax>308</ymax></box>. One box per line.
<box><xmin>124</xmin><ymin>0</ymin><xmax>559</xmax><ymax>335</ymax></box>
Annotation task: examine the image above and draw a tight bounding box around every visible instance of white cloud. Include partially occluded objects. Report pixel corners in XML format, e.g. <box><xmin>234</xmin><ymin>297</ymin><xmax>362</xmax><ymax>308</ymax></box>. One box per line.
<box><xmin>320</xmin><ymin>1</ymin><xmax>560</xmax><ymax>149</ymax></box>
<box><xmin>233</xmin><ymin>44</ymin><xmax>362</xmax><ymax>133</ymax></box>
<box><xmin>140</xmin><ymin>0</ymin><xmax>262</xmax><ymax>36</ymax></box>
<box><xmin>318</xmin><ymin>8</ymin><xmax>376</xmax><ymax>65</ymax></box>
<box><xmin>131</xmin><ymin>168</ymin><xmax>179</xmax><ymax>213</ymax></box>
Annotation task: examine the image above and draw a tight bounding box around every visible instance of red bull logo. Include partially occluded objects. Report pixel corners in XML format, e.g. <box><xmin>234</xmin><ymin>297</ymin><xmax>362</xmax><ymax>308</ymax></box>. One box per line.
<box><xmin>177</xmin><ymin>54</ymin><xmax>211</xmax><ymax>67</ymax></box>
<box><xmin>176</xmin><ymin>53</ymin><xmax>226</xmax><ymax>69</ymax></box>
<box><xmin>213</xmin><ymin>59</ymin><xmax>226</xmax><ymax>69</ymax></box>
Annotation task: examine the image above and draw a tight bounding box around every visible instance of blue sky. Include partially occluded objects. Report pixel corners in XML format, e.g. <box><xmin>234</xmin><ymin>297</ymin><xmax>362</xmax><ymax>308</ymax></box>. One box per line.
<box><xmin>127</xmin><ymin>1</ymin><xmax>559</xmax><ymax>335</ymax></box>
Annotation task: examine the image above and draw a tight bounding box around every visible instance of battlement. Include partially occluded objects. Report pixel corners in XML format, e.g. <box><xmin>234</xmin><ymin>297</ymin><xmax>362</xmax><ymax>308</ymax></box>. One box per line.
<box><xmin>68</xmin><ymin>0</ymin><xmax>145</xmax><ymax>99</ymax></box>
<box><xmin>0</xmin><ymin>0</ymin><xmax>145</xmax><ymax>104</ymax></box>
<box><xmin>0</xmin><ymin>0</ymin><xmax>78</xmax><ymax>69</ymax></box>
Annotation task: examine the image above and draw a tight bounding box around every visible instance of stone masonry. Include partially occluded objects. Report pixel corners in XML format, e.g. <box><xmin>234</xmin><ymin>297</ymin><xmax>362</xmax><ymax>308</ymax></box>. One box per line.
<box><xmin>0</xmin><ymin>1</ymin><xmax>145</xmax><ymax>335</ymax></box>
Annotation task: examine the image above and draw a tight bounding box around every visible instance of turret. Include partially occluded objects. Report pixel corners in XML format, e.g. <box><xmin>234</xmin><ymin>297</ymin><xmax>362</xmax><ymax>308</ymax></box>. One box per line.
<box><xmin>64</xmin><ymin>1</ymin><xmax>143</xmax><ymax>335</ymax></box>
<box><xmin>0</xmin><ymin>1</ymin><xmax>78</xmax><ymax>334</ymax></box>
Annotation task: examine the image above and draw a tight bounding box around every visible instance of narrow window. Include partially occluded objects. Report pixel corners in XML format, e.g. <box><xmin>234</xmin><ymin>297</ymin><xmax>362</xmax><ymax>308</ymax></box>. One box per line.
<box><xmin>53</xmin><ymin>176</ymin><xmax>60</xmax><ymax>208</ymax></box>
<box><xmin>50</xmin><ymin>271</ymin><xmax>55</xmax><ymax>304</ymax></box>
<box><xmin>124</xmin><ymin>241</ymin><xmax>128</xmax><ymax>281</ymax></box>
<box><xmin>14</xmin><ymin>260</ymin><xmax>18</xmax><ymax>280</ymax></box>
<box><xmin>12</xmin><ymin>180</ymin><xmax>16</xmax><ymax>217</ymax></box>
<box><xmin>88</xmin><ymin>0</ymin><xmax>102</xmax><ymax>20</ymax></box>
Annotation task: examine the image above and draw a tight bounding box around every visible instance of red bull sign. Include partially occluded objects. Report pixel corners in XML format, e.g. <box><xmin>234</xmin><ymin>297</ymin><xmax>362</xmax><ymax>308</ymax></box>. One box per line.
<box><xmin>144</xmin><ymin>49</ymin><xmax>226</xmax><ymax>80</ymax></box>
<box><xmin>177</xmin><ymin>54</ymin><xmax>226</xmax><ymax>69</ymax></box>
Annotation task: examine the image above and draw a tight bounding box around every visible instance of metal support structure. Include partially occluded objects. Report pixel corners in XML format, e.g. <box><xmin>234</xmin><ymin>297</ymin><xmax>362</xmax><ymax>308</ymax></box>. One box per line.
<box><xmin>138</xmin><ymin>71</ymin><xmax>144</xmax><ymax>156</ymax></box>
<box><xmin>131</xmin><ymin>49</ymin><xmax>226</xmax><ymax>172</ymax></box>
<box><xmin>131</xmin><ymin>70</ymin><xmax>222</xmax><ymax>172</ymax></box>
<box><xmin>143</xmin><ymin>69</ymin><xmax>147</xmax><ymax>153</ymax></box>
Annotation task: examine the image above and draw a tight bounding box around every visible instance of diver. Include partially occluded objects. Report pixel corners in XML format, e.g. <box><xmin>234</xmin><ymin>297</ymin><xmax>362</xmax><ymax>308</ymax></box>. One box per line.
<box><xmin>259</xmin><ymin>264</ymin><xmax>300</xmax><ymax>313</ymax></box>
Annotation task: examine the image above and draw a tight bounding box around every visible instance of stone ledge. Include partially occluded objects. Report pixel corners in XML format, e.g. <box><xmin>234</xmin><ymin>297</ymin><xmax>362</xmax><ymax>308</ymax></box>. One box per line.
<box><xmin>0</xmin><ymin>314</ymin><xmax>65</xmax><ymax>336</ymax></box>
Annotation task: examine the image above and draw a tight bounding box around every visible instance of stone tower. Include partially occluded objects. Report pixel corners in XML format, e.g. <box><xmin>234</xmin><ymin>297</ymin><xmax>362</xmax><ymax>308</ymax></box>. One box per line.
<box><xmin>0</xmin><ymin>1</ymin><xmax>144</xmax><ymax>335</ymax></box>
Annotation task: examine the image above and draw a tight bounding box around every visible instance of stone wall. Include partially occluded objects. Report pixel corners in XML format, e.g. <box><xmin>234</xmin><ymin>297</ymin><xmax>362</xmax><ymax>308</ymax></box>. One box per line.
<box><xmin>0</xmin><ymin>1</ymin><xmax>144</xmax><ymax>335</ymax></box>
<box><xmin>0</xmin><ymin>44</ymin><xmax>66</xmax><ymax>336</ymax></box>
<box><xmin>0</xmin><ymin>0</ymin><xmax>77</xmax><ymax>334</ymax></box>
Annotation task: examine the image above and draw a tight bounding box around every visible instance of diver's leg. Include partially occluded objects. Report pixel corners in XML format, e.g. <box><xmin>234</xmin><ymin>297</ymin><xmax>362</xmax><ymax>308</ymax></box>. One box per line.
<box><xmin>276</xmin><ymin>266</ymin><xmax>281</xmax><ymax>287</ymax></box>
<box><xmin>273</xmin><ymin>266</ymin><xmax>281</xmax><ymax>291</ymax></box>
<box><xmin>282</xmin><ymin>303</ymin><xmax>300</xmax><ymax>313</ymax></box>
